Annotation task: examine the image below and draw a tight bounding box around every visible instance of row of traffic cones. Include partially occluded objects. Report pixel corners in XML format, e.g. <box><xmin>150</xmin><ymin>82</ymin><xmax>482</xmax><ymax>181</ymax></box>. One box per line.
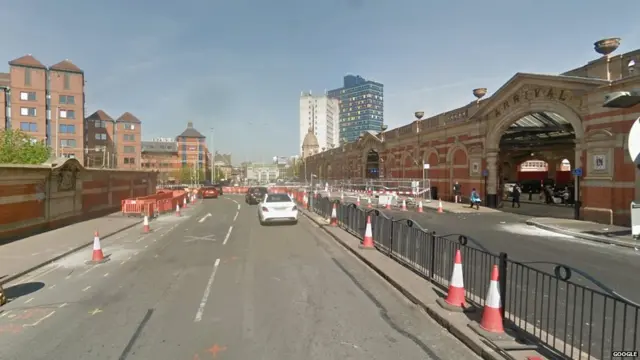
<box><xmin>358</xmin><ymin>218</ymin><xmax>505</xmax><ymax>335</ymax></box>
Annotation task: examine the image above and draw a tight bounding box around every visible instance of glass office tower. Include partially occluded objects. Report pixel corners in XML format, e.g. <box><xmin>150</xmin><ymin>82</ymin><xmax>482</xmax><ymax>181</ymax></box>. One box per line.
<box><xmin>328</xmin><ymin>75</ymin><xmax>384</xmax><ymax>145</ymax></box>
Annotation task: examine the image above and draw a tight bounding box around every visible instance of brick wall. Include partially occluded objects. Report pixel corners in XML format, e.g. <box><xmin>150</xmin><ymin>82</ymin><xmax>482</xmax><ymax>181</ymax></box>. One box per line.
<box><xmin>0</xmin><ymin>158</ymin><xmax>158</xmax><ymax>243</ymax></box>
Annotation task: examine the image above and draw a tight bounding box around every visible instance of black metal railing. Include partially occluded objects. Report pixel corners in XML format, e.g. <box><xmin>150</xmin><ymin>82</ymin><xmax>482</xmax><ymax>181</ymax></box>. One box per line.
<box><xmin>307</xmin><ymin>193</ymin><xmax>639</xmax><ymax>360</ymax></box>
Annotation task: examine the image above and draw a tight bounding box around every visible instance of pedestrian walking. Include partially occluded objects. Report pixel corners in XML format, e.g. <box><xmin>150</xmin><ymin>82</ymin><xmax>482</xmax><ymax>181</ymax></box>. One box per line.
<box><xmin>469</xmin><ymin>188</ymin><xmax>481</xmax><ymax>210</ymax></box>
<box><xmin>453</xmin><ymin>181</ymin><xmax>462</xmax><ymax>203</ymax></box>
<box><xmin>512</xmin><ymin>183</ymin><xmax>521</xmax><ymax>208</ymax></box>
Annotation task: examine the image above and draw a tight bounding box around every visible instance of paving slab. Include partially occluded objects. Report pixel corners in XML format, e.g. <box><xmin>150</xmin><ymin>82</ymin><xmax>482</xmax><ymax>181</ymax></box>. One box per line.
<box><xmin>0</xmin><ymin>213</ymin><xmax>143</xmax><ymax>286</ymax></box>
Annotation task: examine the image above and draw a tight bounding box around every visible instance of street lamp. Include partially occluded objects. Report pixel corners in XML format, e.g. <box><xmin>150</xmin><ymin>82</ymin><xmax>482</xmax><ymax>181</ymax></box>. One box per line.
<box><xmin>210</xmin><ymin>128</ymin><xmax>215</xmax><ymax>183</ymax></box>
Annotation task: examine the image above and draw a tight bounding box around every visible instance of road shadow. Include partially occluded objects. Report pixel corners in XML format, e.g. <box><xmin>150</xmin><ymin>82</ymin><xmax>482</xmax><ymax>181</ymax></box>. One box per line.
<box><xmin>3</xmin><ymin>281</ymin><xmax>45</xmax><ymax>301</ymax></box>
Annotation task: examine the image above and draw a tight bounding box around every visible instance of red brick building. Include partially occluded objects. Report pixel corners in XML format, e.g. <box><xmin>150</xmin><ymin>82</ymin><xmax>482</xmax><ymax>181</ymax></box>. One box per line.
<box><xmin>84</xmin><ymin>110</ymin><xmax>142</xmax><ymax>169</ymax></box>
<box><xmin>303</xmin><ymin>41</ymin><xmax>640</xmax><ymax>226</ymax></box>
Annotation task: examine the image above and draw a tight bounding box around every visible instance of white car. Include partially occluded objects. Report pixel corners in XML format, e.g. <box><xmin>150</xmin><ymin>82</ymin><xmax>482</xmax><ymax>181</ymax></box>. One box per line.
<box><xmin>258</xmin><ymin>193</ymin><xmax>298</xmax><ymax>225</ymax></box>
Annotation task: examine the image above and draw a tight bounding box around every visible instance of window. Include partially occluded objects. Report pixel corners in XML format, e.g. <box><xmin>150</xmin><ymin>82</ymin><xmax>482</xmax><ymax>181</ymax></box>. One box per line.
<box><xmin>94</xmin><ymin>133</ymin><xmax>107</xmax><ymax>140</ymax></box>
<box><xmin>59</xmin><ymin>109</ymin><xmax>75</xmax><ymax>119</ymax></box>
<box><xmin>20</xmin><ymin>122</ymin><xmax>37</xmax><ymax>132</ymax></box>
<box><xmin>59</xmin><ymin>95</ymin><xmax>75</xmax><ymax>104</ymax></box>
<box><xmin>62</xmin><ymin>153</ymin><xmax>75</xmax><ymax>159</ymax></box>
<box><xmin>123</xmin><ymin>123</ymin><xmax>135</xmax><ymax>130</ymax></box>
<box><xmin>94</xmin><ymin>120</ymin><xmax>106</xmax><ymax>128</ymax></box>
<box><xmin>63</xmin><ymin>73</ymin><xmax>70</xmax><ymax>90</ymax></box>
<box><xmin>124</xmin><ymin>146</ymin><xmax>135</xmax><ymax>153</ymax></box>
<box><xmin>24</xmin><ymin>69</ymin><xmax>31</xmax><ymax>86</ymax></box>
<box><xmin>124</xmin><ymin>157</ymin><xmax>135</xmax><ymax>164</ymax></box>
<box><xmin>123</xmin><ymin>134</ymin><xmax>135</xmax><ymax>141</ymax></box>
<box><xmin>60</xmin><ymin>139</ymin><xmax>77</xmax><ymax>148</ymax></box>
<box><xmin>20</xmin><ymin>107</ymin><xmax>36</xmax><ymax>116</ymax></box>
<box><xmin>20</xmin><ymin>91</ymin><xmax>36</xmax><ymax>101</ymax></box>
<box><xmin>59</xmin><ymin>124</ymin><xmax>75</xmax><ymax>134</ymax></box>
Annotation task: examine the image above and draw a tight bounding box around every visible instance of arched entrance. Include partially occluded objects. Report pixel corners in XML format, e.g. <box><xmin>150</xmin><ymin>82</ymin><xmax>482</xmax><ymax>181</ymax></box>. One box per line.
<box><xmin>365</xmin><ymin>150</ymin><xmax>380</xmax><ymax>179</ymax></box>
<box><xmin>485</xmin><ymin>102</ymin><xmax>584</xmax><ymax>208</ymax></box>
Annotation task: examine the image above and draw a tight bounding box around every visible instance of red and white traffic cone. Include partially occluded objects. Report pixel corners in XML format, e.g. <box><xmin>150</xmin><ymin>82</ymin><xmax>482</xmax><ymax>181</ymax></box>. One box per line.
<box><xmin>183</xmin><ymin>197</ymin><xmax>188</xmax><ymax>208</ymax></box>
<box><xmin>143</xmin><ymin>215</ymin><xmax>150</xmax><ymax>233</ymax></box>
<box><xmin>176</xmin><ymin>203</ymin><xmax>181</xmax><ymax>217</ymax></box>
<box><xmin>367</xmin><ymin>198</ymin><xmax>372</xmax><ymax>209</ymax></box>
<box><xmin>417</xmin><ymin>201</ymin><xmax>423</xmax><ymax>213</ymax></box>
<box><xmin>359</xmin><ymin>216</ymin><xmax>374</xmax><ymax>249</ymax></box>
<box><xmin>401</xmin><ymin>199</ymin><xmax>407</xmax><ymax>211</ymax></box>
<box><xmin>88</xmin><ymin>231</ymin><xmax>107</xmax><ymax>264</ymax></box>
<box><xmin>437</xmin><ymin>199</ymin><xmax>444</xmax><ymax>213</ymax></box>
<box><xmin>437</xmin><ymin>249</ymin><xmax>471</xmax><ymax>311</ymax></box>
<box><xmin>330</xmin><ymin>203</ymin><xmax>338</xmax><ymax>227</ymax></box>
<box><xmin>479</xmin><ymin>265</ymin><xmax>504</xmax><ymax>333</ymax></box>
<box><xmin>356</xmin><ymin>196</ymin><xmax>360</xmax><ymax>207</ymax></box>
<box><xmin>340</xmin><ymin>192</ymin><xmax>344</xmax><ymax>201</ymax></box>
<box><xmin>385</xmin><ymin>198</ymin><xmax>391</xmax><ymax>210</ymax></box>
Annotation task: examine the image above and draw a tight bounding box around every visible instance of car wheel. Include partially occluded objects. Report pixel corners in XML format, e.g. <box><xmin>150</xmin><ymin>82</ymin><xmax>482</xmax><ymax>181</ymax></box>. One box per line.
<box><xmin>291</xmin><ymin>220</ymin><xmax>298</xmax><ymax>225</ymax></box>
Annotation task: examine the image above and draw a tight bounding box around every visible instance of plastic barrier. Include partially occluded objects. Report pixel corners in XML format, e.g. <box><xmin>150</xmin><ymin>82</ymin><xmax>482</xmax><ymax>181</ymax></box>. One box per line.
<box><xmin>121</xmin><ymin>199</ymin><xmax>155</xmax><ymax>218</ymax></box>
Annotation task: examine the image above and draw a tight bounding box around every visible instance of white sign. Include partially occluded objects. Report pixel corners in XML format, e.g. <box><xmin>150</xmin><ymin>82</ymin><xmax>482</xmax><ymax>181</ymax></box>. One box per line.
<box><xmin>423</xmin><ymin>163</ymin><xmax>430</xmax><ymax>169</ymax></box>
<box><xmin>629</xmin><ymin>116</ymin><xmax>640</xmax><ymax>166</ymax></box>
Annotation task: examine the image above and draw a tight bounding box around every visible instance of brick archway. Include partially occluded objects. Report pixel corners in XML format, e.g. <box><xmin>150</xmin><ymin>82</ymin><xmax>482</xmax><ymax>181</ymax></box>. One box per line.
<box><xmin>484</xmin><ymin>100</ymin><xmax>586</xmax><ymax>204</ymax></box>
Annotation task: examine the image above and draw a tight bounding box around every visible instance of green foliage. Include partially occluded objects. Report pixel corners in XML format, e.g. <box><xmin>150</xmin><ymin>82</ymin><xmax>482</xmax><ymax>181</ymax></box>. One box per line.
<box><xmin>0</xmin><ymin>129</ymin><xmax>51</xmax><ymax>164</ymax></box>
<box><xmin>171</xmin><ymin>166</ymin><xmax>224</xmax><ymax>184</ymax></box>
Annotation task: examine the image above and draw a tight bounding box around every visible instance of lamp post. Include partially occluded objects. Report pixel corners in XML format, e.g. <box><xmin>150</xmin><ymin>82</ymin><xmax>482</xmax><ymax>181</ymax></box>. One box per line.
<box><xmin>210</xmin><ymin>128</ymin><xmax>215</xmax><ymax>183</ymax></box>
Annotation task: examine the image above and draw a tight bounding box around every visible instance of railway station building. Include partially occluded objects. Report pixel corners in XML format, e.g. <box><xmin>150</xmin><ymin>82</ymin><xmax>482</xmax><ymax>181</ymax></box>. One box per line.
<box><xmin>303</xmin><ymin>39</ymin><xmax>640</xmax><ymax>226</ymax></box>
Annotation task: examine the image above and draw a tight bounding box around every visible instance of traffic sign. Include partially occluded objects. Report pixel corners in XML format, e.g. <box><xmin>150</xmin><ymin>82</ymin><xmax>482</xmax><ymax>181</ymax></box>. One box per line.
<box><xmin>572</xmin><ymin>168</ymin><xmax>583</xmax><ymax>177</ymax></box>
<box><xmin>482</xmin><ymin>169</ymin><xmax>489</xmax><ymax>177</ymax></box>
<box><xmin>629</xmin><ymin>116</ymin><xmax>640</xmax><ymax>168</ymax></box>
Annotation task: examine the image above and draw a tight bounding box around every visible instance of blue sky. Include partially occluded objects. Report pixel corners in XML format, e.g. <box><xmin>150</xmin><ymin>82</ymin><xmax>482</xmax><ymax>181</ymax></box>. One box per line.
<box><xmin>1</xmin><ymin>1</ymin><xmax>639</xmax><ymax>164</ymax></box>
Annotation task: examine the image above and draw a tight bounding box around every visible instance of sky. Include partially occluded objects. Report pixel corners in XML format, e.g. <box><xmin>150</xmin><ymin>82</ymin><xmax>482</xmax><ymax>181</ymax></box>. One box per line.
<box><xmin>1</xmin><ymin>0</ymin><xmax>639</xmax><ymax>165</ymax></box>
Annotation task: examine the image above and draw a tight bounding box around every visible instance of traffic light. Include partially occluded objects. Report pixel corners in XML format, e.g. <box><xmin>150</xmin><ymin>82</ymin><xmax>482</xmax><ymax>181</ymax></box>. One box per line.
<box><xmin>603</xmin><ymin>90</ymin><xmax>640</xmax><ymax>108</ymax></box>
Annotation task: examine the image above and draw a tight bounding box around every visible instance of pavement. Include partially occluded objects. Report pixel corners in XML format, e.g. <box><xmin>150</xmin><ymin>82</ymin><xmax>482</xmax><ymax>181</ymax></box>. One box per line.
<box><xmin>324</xmin><ymin>193</ymin><xmax>640</xmax><ymax>307</ymax></box>
<box><xmin>0</xmin><ymin>195</ymin><xmax>481</xmax><ymax>360</ymax></box>
<box><xmin>0</xmin><ymin>213</ymin><xmax>143</xmax><ymax>286</ymax></box>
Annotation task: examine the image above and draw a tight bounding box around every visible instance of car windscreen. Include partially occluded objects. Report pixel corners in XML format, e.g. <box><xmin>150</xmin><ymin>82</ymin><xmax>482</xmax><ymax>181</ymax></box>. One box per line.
<box><xmin>265</xmin><ymin>194</ymin><xmax>291</xmax><ymax>203</ymax></box>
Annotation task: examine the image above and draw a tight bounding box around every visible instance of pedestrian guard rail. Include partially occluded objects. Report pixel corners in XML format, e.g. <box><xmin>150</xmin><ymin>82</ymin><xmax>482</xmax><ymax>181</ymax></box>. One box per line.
<box><xmin>303</xmin><ymin>193</ymin><xmax>639</xmax><ymax>360</ymax></box>
<box><xmin>121</xmin><ymin>190</ymin><xmax>189</xmax><ymax>217</ymax></box>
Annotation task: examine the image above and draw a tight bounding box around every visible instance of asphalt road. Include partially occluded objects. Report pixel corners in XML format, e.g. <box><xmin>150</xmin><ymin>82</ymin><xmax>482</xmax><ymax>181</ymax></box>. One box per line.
<box><xmin>0</xmin><ymin>195</ymin><xmax>479</xmax><ymax>360</ymax></box>
<box><xmin>326</xmin><ymin>194</ymin><xmax>640</xmax><ymax>358</ymax></box>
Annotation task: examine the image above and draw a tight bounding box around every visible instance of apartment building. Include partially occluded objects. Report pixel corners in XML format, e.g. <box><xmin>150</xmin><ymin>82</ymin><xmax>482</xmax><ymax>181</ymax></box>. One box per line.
<box><xmin>0</xmin><ymin>55</ymin><xmax>86</xmax><ymax>162</ymax></box>
<box><xmin>84</xmin><ymin>110</ymin><xmax>142</xmax><ymax>169</ymax></box>
<box><xmin>141</xmin><ymin>139</ymin><xmax>179</xmax><ymax>183</ymax></box>
<box><xmin>299</xmin><ymin>91</ymin><xmax>339</xmax><ymax>154</ymax></box>
<box><xmin>177</xmin><ymin>122</ymin><xmax>209</xmax><ymax>176</ymax></box>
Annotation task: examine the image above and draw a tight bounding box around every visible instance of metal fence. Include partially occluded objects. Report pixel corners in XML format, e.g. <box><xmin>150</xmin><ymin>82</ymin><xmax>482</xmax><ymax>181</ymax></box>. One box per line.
<box><xmin>310</xmin><ymin>194</ymin><xmax>639</xmax><ymax>360</ymax></box>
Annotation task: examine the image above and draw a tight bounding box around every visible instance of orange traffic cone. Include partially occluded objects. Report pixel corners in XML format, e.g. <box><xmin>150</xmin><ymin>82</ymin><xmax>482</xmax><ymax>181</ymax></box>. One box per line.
<box><xmin>143</xmin><ymin>215</ymin><xmax>150</xmax><ymax>233</ymax></box>
<box><xmin>444</xmin><ymin>250</ymin><xmax>467</xmax><ymax>308</ymax></box>
<box><xmin>401</xmin><ymin>199</ymin><xmax>407</xmax><ymax>211</ymax></box>
<box><xmin>385</xmin><ymin>198</ymin><xmax>391</xmax><ymax>210</ymax></box>
<box><xmin>183</xmin><ymin>197</ymin><xmax>188</xmax><ymax>208</ymax></box>
<box><xmin>89</xmin><ymin>231</ymin><xmax>107</xmax><ymax>264</ymax></box>
<box><xmin>359</xmin><ymin>216</ymin><xmax>375</xmax><ymax>249</ymax></box>
<box><xmin>417</xmin><ymin>201</ymin><xmax>423</xmax><ymax>213</ymax></box>
<box><xmin>437</xmin><ymin>199</ymin><xmax>444</xmax><ymax>213</ymax></box>
<box><xmin>330</xmin><ymin>203</ymin><xmax>338</xmax><ymax>226</ymax></box>
<box><xmin>479</xmin><ymin>265</ymin><xmax>504</xmax><ymax>333</ymax></box>
<box><xmin>176</xmin><ymin>203</ymin><xmax>181</xmax><ymax>217</ymax></box>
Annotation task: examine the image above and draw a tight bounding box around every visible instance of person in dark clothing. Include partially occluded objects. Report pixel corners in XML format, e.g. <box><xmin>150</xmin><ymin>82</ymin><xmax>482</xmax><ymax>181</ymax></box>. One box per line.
<box><xmin>453</xmin><ymin>181</ymin><xmax>462</xmax><ymax>203</ymax></box>
<box><xmin>511</xmin><ymin>183</ymin><xmax>521</xmax><ymax>208</ymax></box>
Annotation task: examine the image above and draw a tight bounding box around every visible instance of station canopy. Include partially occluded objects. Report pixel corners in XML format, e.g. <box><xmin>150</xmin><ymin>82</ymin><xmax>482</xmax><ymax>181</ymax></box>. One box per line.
<box><xmin>500</xmin><ymin>111</ymin><xmax>575</xmax><ymax>149</ymax></box>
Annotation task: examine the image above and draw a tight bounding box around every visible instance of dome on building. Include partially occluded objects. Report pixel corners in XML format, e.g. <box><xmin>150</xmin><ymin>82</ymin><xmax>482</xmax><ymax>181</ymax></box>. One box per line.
<box><xmin>302</xmin><ymin>131</ymin><xmax>319</xmax><ymax>148</ymax></box>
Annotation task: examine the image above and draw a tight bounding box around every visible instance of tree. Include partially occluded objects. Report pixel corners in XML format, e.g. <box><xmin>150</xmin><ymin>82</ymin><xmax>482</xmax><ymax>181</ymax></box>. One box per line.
<box><xmin>0</xmin><ymin>129</ymin><xmax>51</xmax><ymax>164</ymax></box>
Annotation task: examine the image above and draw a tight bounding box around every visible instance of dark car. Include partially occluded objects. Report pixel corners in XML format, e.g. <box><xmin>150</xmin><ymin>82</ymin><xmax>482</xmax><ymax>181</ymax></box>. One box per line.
<box><xmin>213</xmin><ymin>183</ymin><xmax>224</xmax><ymax>195</ymax></box>
<box><xmin>245</xmin><ymin>187</ymin><xmax>268</xmax><ymax>205</ymax></box>
<box><xmin>201</xmin><ymin>187</ymin><xmax>219</xmax><ymax>199</ymax></box>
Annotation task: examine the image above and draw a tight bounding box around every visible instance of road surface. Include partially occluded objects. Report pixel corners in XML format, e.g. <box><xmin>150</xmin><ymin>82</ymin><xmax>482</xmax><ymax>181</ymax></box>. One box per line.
<box><xmin>0</xmin><ymin>195</ymin><xmax>479</xmax><ymax>360</ymax></box>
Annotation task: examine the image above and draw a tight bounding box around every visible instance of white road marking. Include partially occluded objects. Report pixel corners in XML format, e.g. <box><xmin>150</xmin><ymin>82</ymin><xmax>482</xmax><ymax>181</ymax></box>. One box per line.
<box><xmin>79</xmin><ymin>264</ymin><xmax>100</xmax><ymax>276</ymax></box>
<box><xmin>58</xmin><ymin>303</ymin><xmax>68</xmax><ymax>308</ymax></box>
<box><xmin>15</xmin><ymin>264</ymin><xmax>61</xmax><ymax>285</ymax></box>
<box><xmin>82</xmin><ymin>286</ymin><xmax>91</xmax><ymax>292</ymax></box>
<box><xmin>104</xmin><ymin>273</ymin><xmax>109</xmax><ymax>277</ymax></box>
<box><xmin>48</xmin><ymin>284</ymin><xmax>56</xmax><ymax>290</ymax></box>
<box><xmin>24</xmin><ymin>298</ymin><xmax>34</xmax><ymax>304</ymax></box>
<box><xmin>199</xmin><ymin>213</ymin><xmax>212</xmax><ymax>223</ymax></box>
<box><xmin>23</xmin><ymin>311</ymin><xmax>55</xmax><ymax>327</ymax></box>
<box><xmin>194</xmin><ymin>258</ymin><xmax>221</xmax><ymax>322</ymax></box>
<box><xmin>222</xmin><ymin>226</ymin><xmax>233</xmax><ymax>245</ymax></box>
<box><xmin>233</xmin><ymin>212</ymin><xmax>239</xmax><ymax>221</ymax></box>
